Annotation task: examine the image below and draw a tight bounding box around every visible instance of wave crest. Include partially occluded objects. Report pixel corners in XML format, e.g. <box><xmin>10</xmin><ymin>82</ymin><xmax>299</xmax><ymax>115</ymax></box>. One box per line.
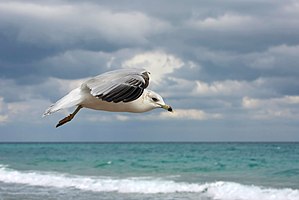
<box><xmin>0</xmin><ymin>165</ymin><xmax>298</xmax><ymax>200</ymax></box>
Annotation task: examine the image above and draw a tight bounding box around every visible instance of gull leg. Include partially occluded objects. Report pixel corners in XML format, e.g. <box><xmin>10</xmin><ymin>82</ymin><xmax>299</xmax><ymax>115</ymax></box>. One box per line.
<box><xmin>56</xmin><ymin>105</ymin><xmax>82</xmax><ymax>128</ymax></box>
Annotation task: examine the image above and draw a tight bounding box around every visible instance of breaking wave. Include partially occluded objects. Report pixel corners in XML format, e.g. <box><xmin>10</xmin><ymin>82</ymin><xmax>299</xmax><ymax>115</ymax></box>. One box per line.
<box><xmin>0</xmin><ymin>165</ymin><xmax>298</xmax><ymax>200</ymax></box>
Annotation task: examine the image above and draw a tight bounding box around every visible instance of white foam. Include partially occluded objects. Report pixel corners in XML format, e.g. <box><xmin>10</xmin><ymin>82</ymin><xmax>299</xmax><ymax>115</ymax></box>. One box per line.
<box><xmin>0</xmin><ymin>165</ymin><xmax>298</xmax><ymax>200</ymax></box>
<box><xmin>206</xmin><ymin>182</ymin><xmax>299</xmax><ymax>200</ymax></box>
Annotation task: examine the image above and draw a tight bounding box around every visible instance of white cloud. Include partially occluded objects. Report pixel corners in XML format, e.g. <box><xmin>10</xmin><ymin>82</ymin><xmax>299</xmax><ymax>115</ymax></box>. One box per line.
<box><xmin>193</xmin><ymin>80</ymin><xmax>253</xmax><ymax>96</ymax></box>
<box><xmin>188</xmin><ymin>13</ymin><xmax>255</xmax><ymax>31</ymax></box>
<box><xmin>0</xmin><ymin>115</ymin><xmax>8</xmax><ymax>123</ymax></box>
<box><xmin>0</xmin><ymin>97</ymin><xmax>8</xmax><ymax>123</ymax></box>
<box><xmin>121</xmin><ymin>109</ymin><xmax>223</xmax><ymax>121</ymax></box>
<box><xmin>242</xmin><ymin>96</ymin><xmax>260</xmax><ymax>109</ymax></box>
<box><xmin>243</xmin><ymin>96</ymin><xmax>299</xmax><ymax>109</ymax></box>
<box><xmin>0</xmin><ymin>95</ymin><xmax>51</xmax><ymax>124</ymax></box>
<box><xmin>192</xmin><ymin>76</ymin><xmax>285</xmax><ymax>98</ymax></box>
<box><xmin>0</xmin><ymin>77</ymin><xmax>94</xmax><ymax>125</ymax></box>
<box><xmin>83</xmin><ymin>108</ymin><xmax>222</xmax><ymax>123</ymax></box>
<box><xmin>242</xmin><ymin>96</ymin><xmax>299</xmax><ymax>119</ymax></box>
<box><xmin>122</xmin><ymin>51</ymin><xmax>184</xmax><ymax>85</ymax></box>
<box><xmin>85</xmin><ymin>115</ymin><xmax>114</xmax><ymax>122</ymax></box>
<box><xmin>42</xmin><ymin>49</ymin><xmax>186</xmax><ymax>96</ymax></box>
<box><xmin>7</xmin><ymin>101</ymin><xmax>30</xmax><ymax>115</ymax></box>
<box><xmin>115</xmin><ymin>115</ymin><xmax>130</xmax><ymax>121</ymax></box>
<box><xmin>158</xmin><ymin>109</ymin><xmax>222</xmax><ymax>120</ymax></box>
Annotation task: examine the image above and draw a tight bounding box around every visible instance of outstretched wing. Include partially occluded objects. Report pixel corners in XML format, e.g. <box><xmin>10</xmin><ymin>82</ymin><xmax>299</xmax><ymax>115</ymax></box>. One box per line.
<box><xmin>84</xmin><ymin>68</ymin><xmax>150</xmax><ymax>103</ymax></box>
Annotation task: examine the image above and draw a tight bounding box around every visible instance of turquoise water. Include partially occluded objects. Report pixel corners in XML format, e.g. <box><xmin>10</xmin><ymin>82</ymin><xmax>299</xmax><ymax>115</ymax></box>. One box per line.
<box><xmin>0</xmin><ymin>143</ymin><xmax>298</xmax><ymax>200</ymax></box>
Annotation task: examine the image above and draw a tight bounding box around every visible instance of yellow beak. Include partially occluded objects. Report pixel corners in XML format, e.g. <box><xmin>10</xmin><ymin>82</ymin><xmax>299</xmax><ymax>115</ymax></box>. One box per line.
<box><xmin>161</xmin><ymin>104</ymin><xmax>173</xmax><ymax>112</ymax></box>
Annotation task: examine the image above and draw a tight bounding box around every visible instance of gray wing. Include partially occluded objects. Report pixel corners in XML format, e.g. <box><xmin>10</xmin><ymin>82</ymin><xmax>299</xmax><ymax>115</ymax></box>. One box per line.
<box><xmin>84</xmin><ymin>68</ymin><xmax>150</xmax><ymax>103</ymax></box>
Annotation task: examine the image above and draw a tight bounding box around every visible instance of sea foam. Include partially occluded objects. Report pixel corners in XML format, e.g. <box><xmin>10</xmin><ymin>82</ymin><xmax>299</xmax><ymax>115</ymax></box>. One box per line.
<box><xmin>0</xmin><ymin>165</ymin><xmax>298</xmax><ymax>200</ymax></box>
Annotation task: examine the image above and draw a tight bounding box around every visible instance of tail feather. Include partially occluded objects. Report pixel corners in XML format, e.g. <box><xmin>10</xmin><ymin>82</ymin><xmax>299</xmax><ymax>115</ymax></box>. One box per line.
<box><xmin>43</xmin><ymin>88</ymin><xmax>82</xmax><ymax>116</ymax></box>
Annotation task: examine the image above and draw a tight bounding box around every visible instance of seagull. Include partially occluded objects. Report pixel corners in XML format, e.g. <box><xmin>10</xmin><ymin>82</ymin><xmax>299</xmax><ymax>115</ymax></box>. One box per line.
<box><xmin>43</xmin><ymin>68</ymin><xmax>173</xmax><ymax>127</ymax></box>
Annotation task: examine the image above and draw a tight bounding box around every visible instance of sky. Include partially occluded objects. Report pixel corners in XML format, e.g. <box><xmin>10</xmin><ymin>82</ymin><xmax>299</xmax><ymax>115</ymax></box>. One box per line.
<box><xmin>0</xmin><ymin>0</ymin><xmax>299</xmax><ymax>142</ymax></box>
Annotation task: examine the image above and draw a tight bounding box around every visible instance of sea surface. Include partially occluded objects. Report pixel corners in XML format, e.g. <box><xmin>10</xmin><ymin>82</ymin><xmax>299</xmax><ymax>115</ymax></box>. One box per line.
<box><xmin>0</xmin><ymin>143</ymin><xmax>298</xmax><ymax>200</ymax></box>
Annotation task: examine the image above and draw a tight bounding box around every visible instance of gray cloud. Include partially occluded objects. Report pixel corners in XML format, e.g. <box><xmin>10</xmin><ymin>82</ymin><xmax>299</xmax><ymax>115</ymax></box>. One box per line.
<box><xmin>1</xmin><ymin>0</ymin><xmax>299</xmax><ymax>141</ymax></box>
<box><xmin>0</xmin><ymin>1</ymin><xmax>170</xmax><ymax>80</ymax></box>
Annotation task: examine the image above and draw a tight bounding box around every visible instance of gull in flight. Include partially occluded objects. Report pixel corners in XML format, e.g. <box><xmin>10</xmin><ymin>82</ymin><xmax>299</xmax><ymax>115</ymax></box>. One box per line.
<box><xmin>43</xmin><ymin>68</ymin><xmax>173</xmax><ymax>127</ymax></box>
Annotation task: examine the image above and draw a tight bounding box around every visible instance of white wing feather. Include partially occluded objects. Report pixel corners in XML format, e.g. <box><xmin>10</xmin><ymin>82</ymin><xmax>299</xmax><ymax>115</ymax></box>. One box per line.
<box><xmin>43</xmin><ymin>68</ymin><xmax>150</xmax><ymax>116</ymax></box>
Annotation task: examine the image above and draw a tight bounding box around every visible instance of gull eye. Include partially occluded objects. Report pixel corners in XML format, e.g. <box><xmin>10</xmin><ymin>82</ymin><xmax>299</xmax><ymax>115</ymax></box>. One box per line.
<box><xmin>152</xmin><ymin>97</ymin><xmax>158</xmax><ymax>102</ymax></box>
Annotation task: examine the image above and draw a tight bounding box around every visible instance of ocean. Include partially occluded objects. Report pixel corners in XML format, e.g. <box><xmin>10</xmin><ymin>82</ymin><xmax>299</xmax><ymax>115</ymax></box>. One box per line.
<box><xmin>0</xmin><ymin>143</ymin><xmax>298</xmax><ymax>200</ymax></box>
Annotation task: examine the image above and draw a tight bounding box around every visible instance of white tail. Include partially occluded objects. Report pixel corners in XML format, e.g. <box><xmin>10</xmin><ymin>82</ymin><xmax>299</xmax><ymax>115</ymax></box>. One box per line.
<box><xmin>43</xmin><ymin>88</ymin><xmax>82</xmax><ymax>116</ymax></box>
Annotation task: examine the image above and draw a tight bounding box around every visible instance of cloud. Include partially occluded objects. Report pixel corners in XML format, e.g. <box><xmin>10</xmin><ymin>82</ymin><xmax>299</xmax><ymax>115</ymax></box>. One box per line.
<box><xmin>189</xmin><ymin>13</ymin><xmax>254</xmax><ymax>31</ymax></box>
<box><xmin>187</xmin><ymin>43</ymin><xmax>299</xmax><ymax>85</ymax></box>
<box><xmin>0</xmin><ymin>115</ymin><xmax>8</xmax><ymax>123</ymax></box>
<box><xmin>193</xmin><ymin>80</ymin><xmax>252</xmax><ymax>96</ymax></box>
<box><xmin>122</xmin><ymin>51</ymin><xmax>184</xmax><ymax>85</ymax></box>
<box><xmin>249</xmin><ymin>44</ymin><xmax>299</xmax><ymax>66</ymax></box>
<box><xmin>0</xmin><ymin>97</ymin><xmax>8</xmax><ymax>123</ymax></box>
<box><xmin>37</xmin><ymin>49</ymin><xmax>112</xmax><ymax>79</ymax></box>
<box><xmin>242</xmin><ymin>97</ymin><xmax>260</xmax><ymax>109</ymax></box>
<box><xmin>243</xmin><ymin>96</ymin><xmax>299</xmax><ymax>109</ymax></box>
<box><xmin>284</xmin><ymin>1</ymin><xmax>299</xmax><ymax>14</ymax></box>
<box><xmin>0</xmin><ymin>0</ymin><xmax>172</xmax><ymax>77</ymax></box>
<box><xmin>0</xmin><ymin>95</ymin><xmax>50</xmax><ymax>124</ymax></box>
<box><xmin>192</xmin><ymin>78</ymin><xmax>273</xmax><ymax>97</ymax></box>
<box><xmin>47</xmin><ymin>77</ymin><xmax>89</xmax><ymax>96</ymax></box>
<box><xmin>0</xmin><ymin>2</ymin><xmax>170</xmax><ymax>46</ymax></box>
<box><xmin>1</xmin><ymin>0</ymin><xmax>299</xmax><ymax>141</ymax></box>
<box><xmin>242</xmin><ymin>96</ymin><xmax>299</xmax><ymax>119</ymax></box>
<box><xmin>86</xmin><ymin>108</ymin><xmax>222</xmax><ymax>122</ymax></box>
<box><xmin>158</xmin><ymin>109</ymin><xmax>222</xmax><ymax>120</ymax></box>
<box><xmin>249</xmin><ymin>44</ymin><xmax>299</xmax><ymax>75</ymax></box>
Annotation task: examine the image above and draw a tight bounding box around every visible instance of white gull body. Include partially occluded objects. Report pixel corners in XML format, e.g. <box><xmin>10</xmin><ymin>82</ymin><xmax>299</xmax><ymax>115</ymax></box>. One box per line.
<box><xmin>44</xmin><ymin>68</ymin><xmax>173</xmax><ymax>127</ymax></box>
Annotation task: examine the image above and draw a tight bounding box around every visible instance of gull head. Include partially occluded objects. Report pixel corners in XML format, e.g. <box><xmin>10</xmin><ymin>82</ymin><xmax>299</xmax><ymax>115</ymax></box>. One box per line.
<box><xmin>145</xmin><ymin>90</ymin><xmax>173</xmax><ymax>112</ymax></box>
